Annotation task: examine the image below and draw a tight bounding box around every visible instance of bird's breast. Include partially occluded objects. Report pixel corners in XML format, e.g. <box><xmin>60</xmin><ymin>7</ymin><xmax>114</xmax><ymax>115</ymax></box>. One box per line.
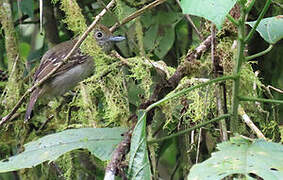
<box><xmin>42</xmin><ymin>58</ymin><xmax>94</xmax><ymax>97</ymax></box>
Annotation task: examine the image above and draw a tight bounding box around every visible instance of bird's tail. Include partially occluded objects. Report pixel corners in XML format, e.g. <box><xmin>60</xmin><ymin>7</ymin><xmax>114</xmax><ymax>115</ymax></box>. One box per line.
<box><xmin>25</xmin><ymin>88</ymin><xmax>41</xmax><ymax>122</ymax></box>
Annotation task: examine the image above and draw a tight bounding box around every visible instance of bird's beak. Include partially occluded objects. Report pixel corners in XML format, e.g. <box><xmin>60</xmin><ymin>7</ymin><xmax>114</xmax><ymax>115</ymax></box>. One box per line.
<box><xmin>108</xmin><ymin>36</ymin><xmax>126</xmax><ymax>42</ymax></box>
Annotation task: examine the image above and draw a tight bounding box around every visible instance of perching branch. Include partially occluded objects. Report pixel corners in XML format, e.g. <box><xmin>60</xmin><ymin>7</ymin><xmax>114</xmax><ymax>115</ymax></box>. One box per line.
<box><xmin>110</xmin><ymin>0</ymin><xmax>167</xmax><ymax>32</ymax></box>
<box><xmin>105</xmin><ymin>34</ymin><xmax>219</xmax><ymax>178</ymax></box>
<box><xmin>238</xmin><ymin>105</ymin><xmax>266</xmax><ymax>140</ymax></box>
<box><xmin>0</xmin><ymin>0</ymin><xmax>116</xmax><ymax>126</ymax></box>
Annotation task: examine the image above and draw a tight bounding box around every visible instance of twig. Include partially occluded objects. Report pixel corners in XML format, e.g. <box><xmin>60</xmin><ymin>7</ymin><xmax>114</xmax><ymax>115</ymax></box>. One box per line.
<box><xmin>175</xmin><ymin>0</ymin><xmax>203</xmax><ymax>40</ymax></box>
<box><xmin>111</xmin><ymin>51</ymin><xmax>129</xmax><ymax>65</ymax></box>
<box><xmin>266</xmin><ymin>85</ymin><xmax>283</xmax><ymax>94</ymax></box>
<box><xmin>211</xmin><ymin>25</ymin><xmax>228</xmax><ymax>141</ymax></box>
<box><xmin>272</xmin><ymin>0</ymin><xmax>283</xmax><ymax>8</ymax></box>
<box><xmin>50</xmin><ymin>161</ymin><xmax>66</xmax><ymax>180</ymax></box>
<box><xmin>104</xmin><ymin>130</ymin><xmax>132</xmax><ymax>180</ymax></box>
<box><xmin>238</xmin><ymin>105</ymin><xmax>266</xmax><ymax>140</ymax></box>
<box><xmin>0</xmin><ymin>0</ymin><xmax>116</xmax><ymax>126</ymax></box>
<box><xmin>196</xmin><ymin>84</ymin><xmax>210</xmax><ymax>163</ymax></box>
<box><xmin>148</xmin><ymin>114</ymin><xmax>231</xmax><ymax>144</ymax></box>
<box><xmin>38</xmin><ymin>115</ymin><xmax>54</xmax><ymax>131</ymax></box>
<box><xmin>195</xmin><ymin>128</ymin><xmax>202</xmax><ymax>163</ymax></box>
<box><xmin>239</xmin><ymin>96</ymin><xmax>283</xmax><ymax>104</ymax></box>
<box><xmin>110</xmin><ymin>0</ymin><xmax>167</xmax><ymax>32</ymax></box>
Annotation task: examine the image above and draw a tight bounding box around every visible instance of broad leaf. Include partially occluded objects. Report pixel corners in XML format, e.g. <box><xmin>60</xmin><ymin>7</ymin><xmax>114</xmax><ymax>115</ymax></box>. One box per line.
<box><xmin>0</xmin><ymin>128</ymin><xmax>126</xmax><ymax>173</ymax></box>
<box><xmin>180</xmin><ymin>0</ymin><xmax>237</xmax><ymax>29</ymax></box>
<box><xmin>246</xmin><ymin>16</ymin><xmax>283</xmax><ymax>44</ymax></box>
<box><xmin>188</xmin><ymin>136</ymin><xmax>283</xmax><ymax>179</ymax></box>
<box><xmin>142</xmin><ymin>11</ymin><xmax>182</xmax><ymax>58</ymax></box>
<box><xmin>128</xmin><ymin>111</ymin><xmax>151</xmax><ymax>179</ymax></box>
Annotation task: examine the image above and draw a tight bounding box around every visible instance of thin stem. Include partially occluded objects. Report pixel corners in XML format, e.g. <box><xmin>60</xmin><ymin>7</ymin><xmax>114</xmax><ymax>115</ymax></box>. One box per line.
<box><xmin>175</xmin><ymin>0</ymin><xmax>203</xmax><ymax>40</ymax></box>
<box><xmin>239</xmin><ymin>96</ymin><xmax>283</xmax><ymax>104</ymax></box>
<box><xmin>110</xmin><ymin>0</ymin><xmax>167</xmax><ymax>32</ymax></box>
<box><xmin>238</xmin><ymin>105</ymin><xmax>266</xmax><ymax>139</ymax></box>
<box><xmin>231</xmin><ymin>6</ymin><xmax>246</xmax><ymax>132</ymax></box>
<box><xmin>226</xmin><ymin>14</ymin><xmax>239</xmax><ymax>26</ymax></box>
<box><xmin>246</xmin><ymin>44</ymin><xmax>273</xmax><ymax>60</ymax></box>
<box><xmin>146</xmin><ymin>75</ymin><xmax>237</xmax><ymax>112</ymax></box>
<box><xmin>148</xmin><ymin>114</ymin><xmax>231</xmax><ymax>144</ymax></box>
<box><xmin>245</xmin><ymin>0</ymin><xmax>256</xmax><ymax>13</ymax></box>
<box><xmin>245</xmin><ymin>0</ymin><xmax>272</xmax><ymax>43</ymax></box>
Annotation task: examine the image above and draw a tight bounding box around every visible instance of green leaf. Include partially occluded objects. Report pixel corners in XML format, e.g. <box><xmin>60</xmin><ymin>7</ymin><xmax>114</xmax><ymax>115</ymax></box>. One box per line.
<box><xmin>128</xmin><ymin>111</ymin><xmax>151</xmax><ymax>179</ymax></box>
<box><xmin>144</xmin><ymin>24</ymin><xmax>158</xmax><ymax>50</ymax></box>
<box><xmin>141</xmin><ymin>11</ymin><xmax>182</xmax><ymax>59</ymax></box>
<box><xmin>188</xmin><ymin>136</ymin><xmax>283</xmax><ymax>180</ymax></box>
<box><xmin>154</xmin><ymin>25</ymin><xmax>175</xmax><ymax>59</ymax></box>
<box><xmin>19</xmin><ymin>42</ymin><xmax>30</xmax><ymax>59</ymax></box>
<box><xmin>180</xmin><ymin>0</ymin><xmax>237</xmax><ymax>29</ymax></box>
<box><xmin>246</xmin><ymin>16</ymin><xmax>283</xmax><ymax>44</ymax></box>
<box><xmin>127</xmin><ymin>79</ymin><xmax>145</xmax><ymax>107</ymax></box>
<box><xmin>0</xmin><ymin>128</ymin><xmax>126</xmax><ymax>173</ymax></box>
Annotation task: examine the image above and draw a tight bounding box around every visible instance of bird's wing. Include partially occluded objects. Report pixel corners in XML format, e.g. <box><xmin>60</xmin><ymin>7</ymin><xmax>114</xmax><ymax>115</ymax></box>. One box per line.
<box><xmin>33</xmin><ymin>39</ymin><xmax>90</xmax><ymax>83</ymax></box>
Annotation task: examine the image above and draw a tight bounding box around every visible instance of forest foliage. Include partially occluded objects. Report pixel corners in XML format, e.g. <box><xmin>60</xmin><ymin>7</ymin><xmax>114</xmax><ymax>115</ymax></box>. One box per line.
<box><xmin>0</xmin><ymin>0</ymin><xmax>283</xmax><ymax>179</ymax></box>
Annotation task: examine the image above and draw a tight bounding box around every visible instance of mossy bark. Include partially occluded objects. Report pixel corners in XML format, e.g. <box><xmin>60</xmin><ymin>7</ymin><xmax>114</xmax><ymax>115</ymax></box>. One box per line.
<box><xmin>0</xmin><ymin>0</ymin><xmax>24</xmax><ymax>109</ymax></box>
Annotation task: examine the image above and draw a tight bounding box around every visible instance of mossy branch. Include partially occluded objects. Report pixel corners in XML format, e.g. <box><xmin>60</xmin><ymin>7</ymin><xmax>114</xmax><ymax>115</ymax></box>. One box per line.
<box><xmin>106</xmin><ymin>34</ymin><xmax>215</xmax><ymax>177</ymax></box>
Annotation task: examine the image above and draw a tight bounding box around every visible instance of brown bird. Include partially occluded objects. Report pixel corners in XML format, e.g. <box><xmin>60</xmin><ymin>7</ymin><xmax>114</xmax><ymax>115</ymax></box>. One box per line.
<box><xmin>25</xmin><ymin>25</ymin><xmax>125</xmax><ymax>121</ymax></box>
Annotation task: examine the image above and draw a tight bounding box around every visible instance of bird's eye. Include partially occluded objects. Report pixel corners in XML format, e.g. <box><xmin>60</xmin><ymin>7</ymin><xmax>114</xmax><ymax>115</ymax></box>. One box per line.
<box><xmin>96</xmin><ymin>31</ymin><xmax>103</xmax><ymax>38</ymax></box>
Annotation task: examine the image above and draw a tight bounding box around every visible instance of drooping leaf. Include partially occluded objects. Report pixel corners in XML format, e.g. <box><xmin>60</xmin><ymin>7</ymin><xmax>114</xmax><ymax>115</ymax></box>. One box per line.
<box><xmin>0</xmin><ymin>128</ymin><xmax>126</xmax><ymax>173</ymax></box>
<box><xmin>127</xmin><ymin>78</ymin><xmax>145</xmax><ymax>107</ymax></box>
<box><xmin>246</xmin><ymin>16</ymin><xmax>283</xmax><ymax>44</ymax></box>
<box><xmin>180</xmin><ymin>0</ymin><xmax>237</xmax><ymax>29</ymax></box>
<box><xmin>19</xmin><ymin>42</ymin><xmax>30</xmax><ymax>59</ymax></box>
<box><xmin>141</xmin><ymin>11</ymin><xmax>182</xmax><ymax>59</ymax></box>
<box><xmin>154</xmin><ymin>25</ymin><xmax>175</xmax><ymax>59</ymax></box>
<box><xmin>188</xmin><ymin>136</ymin><xmax>283</xmax><ymax>180</ymax></box>
<box><xmin>128</xmin><ymin>110</ymin><xmax>151</xmax><ymax>179</ymax></box>
<box><xmin>143</xmin><ymin>24</ymin><xmax>158</xmax><ymax>51</ymax></box>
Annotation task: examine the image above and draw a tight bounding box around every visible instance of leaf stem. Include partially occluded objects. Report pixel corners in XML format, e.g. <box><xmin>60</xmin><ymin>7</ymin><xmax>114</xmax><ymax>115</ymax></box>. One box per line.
<box><xmin>245</xmin><ymin>0</ymin><xmax>256</xmax><ymax>13</ymax></box>
<box><xmin>145</xmin><ymin>75</ymin><xmax>237</xmax><ymax>112</ymax></box>
<box><xmin>245</xmin><ymin>44</ymin><xmax>273</xmax><ymax>60</ymax></box>
<box><xmin>239</xmin><ymin>96</ymin><xmax>283</xmax><ymax>104</ymax></box>
<box><xmin>245</xmin><ymin>0</ymin><xmax>272</xmax><ymax>43</ymax></box>
<box><xmin>226</xmin><ymin>14</ymin><xmax>239</xmax><ymax>26</ymax></box>
<box><xmin>147</xmin><ymin>114</ymin><xmax>231</xmax><ymax>144</ymax></box>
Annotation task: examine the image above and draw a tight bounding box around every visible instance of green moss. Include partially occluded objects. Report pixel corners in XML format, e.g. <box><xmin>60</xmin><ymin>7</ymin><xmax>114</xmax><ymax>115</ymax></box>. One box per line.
<box><xmin>128</xmin><ymin>57</ymin><xmax>153</xmax><ymax>99</ymax></box>
<box><xmin>135</xmin><ymin>18</ymin><xmax>145</xmax><ymax>56</ymax></box>
<box><xmin>0</xmin><ymin>1</ymin><xmax>24</xmax><ymax>109</ymax></box>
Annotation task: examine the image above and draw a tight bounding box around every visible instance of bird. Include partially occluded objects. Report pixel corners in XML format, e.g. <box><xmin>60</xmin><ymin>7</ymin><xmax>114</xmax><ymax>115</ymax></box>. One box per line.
<box><xmin>25</xmin><ymin>25</ymin><xmax>125</xmax><ymax>122</ymax></box>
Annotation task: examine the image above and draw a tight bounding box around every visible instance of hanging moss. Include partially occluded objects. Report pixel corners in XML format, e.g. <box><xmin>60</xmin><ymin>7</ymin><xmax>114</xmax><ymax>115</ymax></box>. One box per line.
<box><xmin>128</xmin><ymin>57</ymin><xmax>153</xmax><ymax>99</ymax></box>
<box><xmin>0</xmin><ymin>0</ymin><xmax>24</xmax><ymax>109</ymax></box>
